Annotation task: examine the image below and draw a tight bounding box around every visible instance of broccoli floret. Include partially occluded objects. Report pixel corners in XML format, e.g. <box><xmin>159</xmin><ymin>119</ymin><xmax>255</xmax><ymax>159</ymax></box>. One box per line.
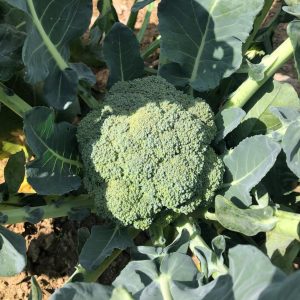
<box><xmin>77</xmin><ymin>76</ymin><xmax>224</xmax><ymax>229</ymax></box>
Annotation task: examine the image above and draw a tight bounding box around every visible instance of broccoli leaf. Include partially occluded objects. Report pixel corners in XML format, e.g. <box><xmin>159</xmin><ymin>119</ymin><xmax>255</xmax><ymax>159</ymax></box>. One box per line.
<box><xmin>214</xmin><ymin>108</ymin><xmax>246</xmax><ymax>143</ymax></box>
<box><xmin>79</xmin><ymin>225</ymin><xmax>134</xmax><ymax>271</ymax></box>
<box><xmin>158</xmin><ymin>0</ymin><xmax>264</xmax><ymax>92</ymax></box>
<box><xmin>222</xmin><ymin>135</ymin><xmax>281</xmax><ymax>206</ymax></box>
<box><xmin>282</xmin><ymin>119</ymin><xmax>300</xmax><ymax>177</ymax></box>
<box><xmin>0</xmin><ymin>24</ymin><xmax>25</xmax><ymax>81</ymax></box>
<box><xmin>288</xmin><ymin>20</ymin><xmax>300</xmax><ymax>79</ymax></box>
<box><xmin>231</xmin><ymin>81</ymin><xmax>300</xmax><ymax>145</ymax></box>
<box><xmin>103</xmin><ymin>22</ymin><xmax>144</xmax><ymax>87</ymax></box>
<box><xmin>4</xmin><ymin>150</ymin><xmax>25</xmax><ymax>193</ymax></box>
<box><xmin>4</xmin><ymin>0</ymin><xmax>92</xmax><ymax>110</ymax></box>
<box><xmin>29</xmin><ymin>277</ymin><xmax>42</xmax><ymax>300</ymax></box>
<box><xmin>0</xmin><ymin>225</ymin><xmax>26</xmax><ymax>276</ymax></box>
<box><xmin>49</xmin><ymin>283</ymin><xmax>113</xmax><ymax>300</ymax></box>
<box><xmin>24</xmin><ymin>107</ymin><xmax>82</xmax><ymax>195</ymax></box>
<box><xmin>131</xmin><ymin>0</ymin><xmax>155</xmax><ymax>12</ymax></box>
<box><xmin>215</xmin><ymin>195</ymin><xmax>276</xmax><ymax>236</ymax></box>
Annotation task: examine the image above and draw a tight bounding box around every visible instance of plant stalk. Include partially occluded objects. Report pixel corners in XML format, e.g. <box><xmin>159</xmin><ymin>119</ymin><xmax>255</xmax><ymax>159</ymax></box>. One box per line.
<box><xmin>0</xmin><ymin>83</ymin><xmax>32</xmax><ymax>118</ymax></box>
<box><xmin>0</xmin><ymin>194</ymin><xmax>94</xmax><ymax>224</ymax></box>
<box><xmin>141</xmin><ymin>35</ymin><xmax>161</xmax><ymax>59</ymax></box>
<box><xmin>67</xmin><ymin>228</ymin><xmax>139</xmax><ymax>283</ymax></box>
<box><xmin>158</xmin><ymin>274</ymin><xmax>173</xmax><ymax>300</ymax></box>
<box><xmin>223</xmin><ymin>38</ymin><xmax>294</xmax><ymax>109</ymax></box>
<box><xmin>137</xmin><ymin>2</ymin><xmax>155</xmax><ymax>43</ymax></box>
<box><xmin>127</xmin><ymin>0</ymin><xmax>139</xmax><ymax>29</ymax></box>
<box><xmin>274</xmin><ymin>209</ymin><xmax>300</xmax><ymax>239</ymax></box>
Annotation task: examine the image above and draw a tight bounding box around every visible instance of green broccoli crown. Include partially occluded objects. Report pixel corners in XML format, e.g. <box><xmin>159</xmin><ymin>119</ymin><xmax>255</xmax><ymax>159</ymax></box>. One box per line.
<box><xmin>77</xmin><ymin>76</ymin><xmax>224</xmax><ymax>229</ymax></box>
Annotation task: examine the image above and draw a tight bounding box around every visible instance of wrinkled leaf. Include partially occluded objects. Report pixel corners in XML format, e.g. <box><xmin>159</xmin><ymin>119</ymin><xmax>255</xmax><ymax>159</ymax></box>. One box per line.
<box><xmin>79</xmin><ymin>225</ymin><xmax>134</xmax><ymax>271</ymax></box>
<box><xmin>223</xmin><ymin>135</ymin><xmax>281</xmax><ymax>206</ymax></box>
<box><xmin>49</xmin><ymin>283</ymin><xmax>113</xmax><ymax>300</ymax></box>
<box><xmin>215</xmin><ymin>195</ymin><xmax>276</xmax><ymax>236</ymax></box>
<box><xmin>0</xmin><ymin>225</ymin><xmax>26</xmax><ymax>276</ymax></box>
<box><xmin>24</xmin><ymin>107</ymin><xmax>82</xmax><ymax>195</ymax></box>
<box><xmin>158</xmin><ymin>0</ymin><xmax>264</xmax><ymax>91</ymax></box>
<box><xmin>4</xmin><ymin>150</ymin><xmax>25</xmax><ymax>193</ymax></box>
<box><xmin>70</xmin><ymin>63</ymin><xmax>96</xmax><ymax>86</ymax></box>
<box><xmin>103</xmin><ymin>22</ymin><xmax>144</xmax><ymax>87</ymax></box>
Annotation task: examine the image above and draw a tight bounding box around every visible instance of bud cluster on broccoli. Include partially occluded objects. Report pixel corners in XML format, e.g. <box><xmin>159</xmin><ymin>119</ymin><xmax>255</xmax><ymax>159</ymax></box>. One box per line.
<box><xmin>77</xmin><ymin>76</ymin><xmax>224</xmax><ymax>229</ymax></box>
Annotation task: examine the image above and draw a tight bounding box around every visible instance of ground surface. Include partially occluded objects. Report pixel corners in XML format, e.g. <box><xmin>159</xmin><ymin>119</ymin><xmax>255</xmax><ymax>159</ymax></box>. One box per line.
<box><xmin>0</xmin><ymin>0</ymin><xmax>299</xmax><ymax>299</ymax></box>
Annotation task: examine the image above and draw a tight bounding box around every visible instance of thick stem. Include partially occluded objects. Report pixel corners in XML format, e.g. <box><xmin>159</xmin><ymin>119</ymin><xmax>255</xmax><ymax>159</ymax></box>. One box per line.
<box><xmin>78</xmin><ymin>83</ymin><xmax>99</xmax><ymax>109</ymax></box>
<box><xmin>127</xmin><ymin>0</ymin><xmax>138</xmax><ymax>29</ymax></box>
<box><xmin>0</xmin><ymin>194</ymin><xmax>94</xmax><ymax>224</ymax></box>
<box><xmin>158</xmin><ymin>274</ymin><xmax>173</xmax><ymax>300</ymax></box>
<box><xmin>242</xmin><ymin>0</ymin><xmax>275</xmax><ymax>54</ymax></box>
<box><xmin>0</xmin><ymin>83</ymin><xmax>32</xmax><ymax>118</ymax></box>
<box><xmin>223</xmin><ymin>38</ymin><xmax>294</xmax><ymax>109</ymax></box>
<box><xmin>141</xmin><ymin>36</ymin><xmax>161</xmax><ymax>59</ymax></box>
<box><xmin>137</xmin><ymin>3</ymin><xmax>155</xmax><ymax>43</ymax></box>
<box><xmin>175</xmin><ymin>215</ymin><xmax>228</xmax><ymax>277</ymax></box>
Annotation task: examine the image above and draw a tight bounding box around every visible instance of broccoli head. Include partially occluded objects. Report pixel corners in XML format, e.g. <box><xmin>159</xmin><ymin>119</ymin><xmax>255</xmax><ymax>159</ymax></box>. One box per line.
<box><xmin>77</xmin><ymin>76</ymin><xmax>224</xmax><ymax>229</ymax></box>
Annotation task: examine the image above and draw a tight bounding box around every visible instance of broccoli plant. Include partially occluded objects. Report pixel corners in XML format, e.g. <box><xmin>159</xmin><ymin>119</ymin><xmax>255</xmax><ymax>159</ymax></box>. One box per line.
<box><xmin>0</xmin><ymin>0</ymin><xmax>300</xmax><ymax>299</ymax></box>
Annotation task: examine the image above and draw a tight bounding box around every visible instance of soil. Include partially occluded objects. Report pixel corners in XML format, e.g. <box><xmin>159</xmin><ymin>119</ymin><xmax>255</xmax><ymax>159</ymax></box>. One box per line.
<box><xmin>0</xmin><ymin>0</ymin><xmax>299</xmax><ymax>299</ymax></box>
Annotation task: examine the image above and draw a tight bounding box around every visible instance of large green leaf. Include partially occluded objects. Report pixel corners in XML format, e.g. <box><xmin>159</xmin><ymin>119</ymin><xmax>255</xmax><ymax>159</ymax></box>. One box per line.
<box><xmin>215</xmin><ymin>195</ymin><xmax>276</xmax><ymax>236</ymax></box>
<box><xmin>158</xmin><ymin>0</ymin><xmax>264</xmax><ymax>92</ymax></box>
<box><xmin>79</xmin><ymin>225</ymin><xmax>134</xmax><ymax>271</ymax></box>
<box><xmin>0</xmin><ymin>24</ymin><xmax>25</xmax><ymax>81</ymax></box>
<box><xmin>23</xmin><ymin>107</ymin><xmax>82</xmax><ymax>195</ymax></box>
<box><xmin>222</xmin><ymin>135</ymin><xmax>281</xmax><ymax>206</ymax></box>
<box><xmin>4</xmin><ymin>0</ymin><xmax>92</xmax><ymax>84</ymax></box>
<box><xmin>103</xmin><ymin>22</ymin><xmax>144</xmax><ymax>87</ymax></box>
<box><xmin>0</xmin><ymin>225</ymin><xmax>26</xmax><ymax>276</ymax></box>
<box><xmin>231</xmin><ymin>81</ymin><xmax>300</xmax><ymax>145</ymax></box>
<box><xmin>4</xmin><ymin>0</ymin><xmax>93</xmax><ymax>110</ymax></box>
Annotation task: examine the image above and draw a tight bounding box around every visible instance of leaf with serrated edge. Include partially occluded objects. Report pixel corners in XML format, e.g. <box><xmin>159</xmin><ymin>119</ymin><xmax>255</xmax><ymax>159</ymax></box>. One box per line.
<box><xmin>158</xmin><ymin>0</ymin><xmax>264</xmax><ymax>91</ymax></box>
<box><xmin>223</xmin><ymin>135</ymin><xmax>281</xmax><ymax>206</ymax></box>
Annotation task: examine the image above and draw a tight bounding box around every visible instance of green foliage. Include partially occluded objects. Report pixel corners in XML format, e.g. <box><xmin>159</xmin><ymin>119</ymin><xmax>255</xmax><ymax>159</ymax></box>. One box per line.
<box><xmin>158</xmin><ymin>0</ymin><xmax>264</xmax><ymax>91</ymax></box>
<box><xmin>103</xmin><ymin>22</ymin><xmax>144</xmax><ymax>87</ymax></box>
<box><xmin>78</xmin><ymin>76</ymin><xmax>224</xmax><ymax>229</ymax></box>
<box><xmin>1</xmin><ymin>0</ymin><xmax>300</xmax><ymax>298</ymax></box>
